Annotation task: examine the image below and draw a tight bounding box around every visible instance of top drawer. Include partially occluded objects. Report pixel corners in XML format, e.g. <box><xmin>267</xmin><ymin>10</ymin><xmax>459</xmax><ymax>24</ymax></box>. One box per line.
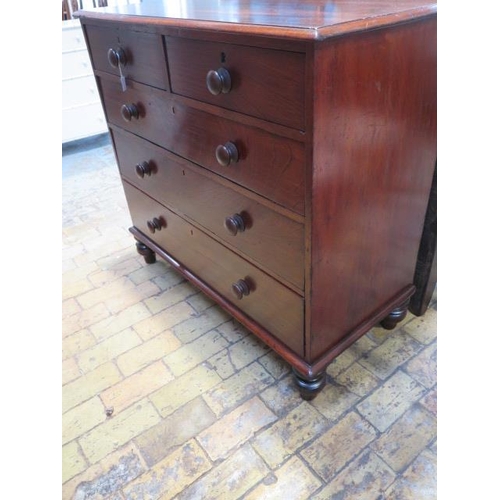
<box><xmin>84</xmin><ymin>24</ymin><xmax>168</xmax><ymax>90</ymax></box>
<box><xmin>166</xmin><ymin>37</ymin><xmax>305</xmax><ymax>130</ymax></box>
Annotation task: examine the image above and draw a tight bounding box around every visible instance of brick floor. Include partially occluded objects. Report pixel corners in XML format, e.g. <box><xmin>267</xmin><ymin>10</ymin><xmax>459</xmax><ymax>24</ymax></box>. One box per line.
<box><xmin>62</xmin><ymin>134</ymin><xmax>437</xmax><ymax>500</ymax></box>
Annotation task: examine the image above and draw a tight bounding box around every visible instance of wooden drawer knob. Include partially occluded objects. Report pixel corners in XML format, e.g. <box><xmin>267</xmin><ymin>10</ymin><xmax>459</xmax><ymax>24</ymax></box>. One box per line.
<box><xmin>120</xmin><ymin>103</ymin><xmax>140</xmax><ymax>122</ymax></box>
<box><xmin>232</xmin><ymin>279</ymin><xmax>251</xmax><ymax>300</ymax></box>
<box><xmin>107</xmin><ymin>47</ymin><xmax>127</xmax><ymax>68</ymax></box>
<box><xmin>224</xmin><ymin>214</ymin><xmax>245</xmax><ymax>235</ymax></box>
<box><xmin>146</xmin><ymin>216</ymin><xmax>165</xmax><ymax>234</ymax></box>
<box><xmin>135</xmin><ymin>161</ymin><xmax>152</xmax><ymax>178</ymax></box>
<box><xmin>206</xmin><ymin>67</ymin><xmax>232</xmax><ymax>95</ymax></box>
<box><xmin>216</xmin><ymin>142</ymin><xmax>239</xmax><ymax>167</ymax></box>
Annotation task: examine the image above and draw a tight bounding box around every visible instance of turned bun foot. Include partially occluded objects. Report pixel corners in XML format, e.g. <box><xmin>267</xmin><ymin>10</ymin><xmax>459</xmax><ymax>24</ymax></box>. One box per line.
<box><xmin>135</xmin><ymin>241</ymin><xmax>156</xmax><ymax>264</ymax></box>
<box><xmin>380</xmin><ymin>298</ymin><xmax>410</xmax><ymax>330</ymax></box>
<box><xmin>292</xmin><ymin>368</ymin><xmax>326</xmax><ymax>401</ymax></box>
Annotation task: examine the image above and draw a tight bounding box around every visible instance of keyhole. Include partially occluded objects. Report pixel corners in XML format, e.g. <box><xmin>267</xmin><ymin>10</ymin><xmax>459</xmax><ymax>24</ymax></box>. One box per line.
<box><xmin>220</xmin><ymin>52</ymin><xmax>226</xmax><ymax>63</ymax></box>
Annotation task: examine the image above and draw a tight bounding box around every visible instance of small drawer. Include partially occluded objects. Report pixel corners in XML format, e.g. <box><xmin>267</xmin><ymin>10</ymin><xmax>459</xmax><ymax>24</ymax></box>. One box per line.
<box><xmin>166</xmin><ymin>36</ymin><xmax>305</xmax><ymax>130</ymax></box>
<box><xmin>112</xmin><ymin>128</ymin><xmax>304</xmax><ymax>289</ymax></box>
<box><xmin>123</xmin><ymin>181</ymin><xmax>304</xmax><ymax>356</ymax></box>
<box><xmin>85</xmin><ymin>24</ymin><xmax>168</xmax><ymax>89</ymax></box>
<box><xmin>100</xmin><ymin>78</ymin><xmax>305</xmax><ymax>214</ymax></box>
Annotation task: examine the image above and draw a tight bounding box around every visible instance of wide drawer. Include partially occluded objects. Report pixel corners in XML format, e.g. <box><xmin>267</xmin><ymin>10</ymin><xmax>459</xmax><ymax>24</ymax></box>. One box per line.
<box><xmin>123</xmin><ymin>181</ymin><xmax>304</xmax><ymax>356</ymax></box>
<box><xmin>166</xmin><ymin>36</ymin><xmax>305</xmax><ymax>130</ymax></box>
<box><xmin>112</xmin><ymin>127</ymin><xmax>304</xmax><ymax>290</ymax></box>
<box><xmin>85</xmin><ymin>24</ymin><xmax>168</xmax><ymax>89</ymax></box>
<box><xmin>100</xmin><ymin>78</ymin><xmax>305</xmax><ymax>214</ymax></box>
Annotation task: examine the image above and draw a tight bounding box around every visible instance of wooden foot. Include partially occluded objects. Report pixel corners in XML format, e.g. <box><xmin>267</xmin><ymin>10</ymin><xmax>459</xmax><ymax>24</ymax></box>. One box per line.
<box><xmin>292</xmin><ymin>368</ymin><xmax>326</xmax><ymax>401</ymax></box>
<box><xmin>135</xmin><ymin>241</ymin><xmax>156</xmax><ymax>264</ymax></box>
<box><xmin>380</xmin><ymin>298</ymin><xmax>410</xmax><ymax>330</ymax></box>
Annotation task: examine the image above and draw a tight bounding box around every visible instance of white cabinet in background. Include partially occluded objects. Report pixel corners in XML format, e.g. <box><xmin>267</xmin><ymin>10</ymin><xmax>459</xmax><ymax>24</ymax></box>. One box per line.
<box><xmin>62</xmin><ymin>19</ymin><xmax>107</xmax><ymax>143</ymax></box>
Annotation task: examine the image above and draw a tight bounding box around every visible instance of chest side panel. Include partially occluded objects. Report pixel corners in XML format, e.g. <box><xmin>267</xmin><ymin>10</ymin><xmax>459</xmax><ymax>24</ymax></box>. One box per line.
<box><xmin>309</xmin><ymin>16</ymin><xmax>437</xmax><ymax>361</ymax></box>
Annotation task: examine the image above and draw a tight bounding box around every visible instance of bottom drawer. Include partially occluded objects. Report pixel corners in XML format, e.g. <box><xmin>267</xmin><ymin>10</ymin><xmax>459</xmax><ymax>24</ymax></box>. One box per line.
<box><xmin>123</xmin><ymin>181</ymin><xmax>304</xmax><ymax>356</ymax></box>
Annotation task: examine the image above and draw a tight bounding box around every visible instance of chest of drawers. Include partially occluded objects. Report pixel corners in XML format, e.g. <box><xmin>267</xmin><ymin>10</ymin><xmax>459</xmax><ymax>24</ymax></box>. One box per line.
<box><xmin>76</xmin><ymin>0</ymin><xmax>437</xmax><ymax>399</ymax></box>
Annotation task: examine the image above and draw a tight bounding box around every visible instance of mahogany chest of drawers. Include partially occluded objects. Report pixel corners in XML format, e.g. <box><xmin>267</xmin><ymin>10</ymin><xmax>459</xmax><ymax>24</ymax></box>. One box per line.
<box><xmin>76</xmin><ymin>0</ymin><xmax>437</xmax><ymax>399</ymax></box>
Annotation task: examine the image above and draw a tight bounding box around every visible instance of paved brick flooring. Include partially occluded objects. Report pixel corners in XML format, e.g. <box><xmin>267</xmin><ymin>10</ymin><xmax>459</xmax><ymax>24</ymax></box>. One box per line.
<box><xmin>62</xmin><ymin>133</ymin><xmax>437</xmax><ymax>500</ymax></box>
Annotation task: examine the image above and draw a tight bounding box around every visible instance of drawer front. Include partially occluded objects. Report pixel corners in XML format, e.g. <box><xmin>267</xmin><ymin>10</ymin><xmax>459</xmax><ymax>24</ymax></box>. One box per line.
<box><xmin>101</xmin><ymin>78</ymin><xmax>305</xmax><ymax>214</ymax></box>
<box><xmin>85</xmin><ymin>24</ymin><xmax>168</xmax><ymax>89</ymax></box>
<box><xmin>62</xmin><ymin>49</ymin><xmax>93</xmax><ymax>80</ymax></box>
<box><xmin>62</xmin><ymin>75</ymin><xmax>101</xmax><ymax>109</ymax></box>
<box><xmin>62</xmin><ymin>25</ymin><xmax>87</xmax><ymax>52</ymax></box>
<box><xmin>166</xmin><ymin>37</ymin><xmax>305</xmax><ymax>130</ymax></box>
<box><xmin>112</xmin><ymin>128</ymin><xmax>304</xmax><ymax>289</ymax></box>
<box><xmin>123</xmin><ymin>181</ymin><xmax>304</xmax><ymax>356</ymax></box>
<box><xmin>62</xmin><ymin>102</ymin><xmax>107</xmax><ymax>143</ymax></box>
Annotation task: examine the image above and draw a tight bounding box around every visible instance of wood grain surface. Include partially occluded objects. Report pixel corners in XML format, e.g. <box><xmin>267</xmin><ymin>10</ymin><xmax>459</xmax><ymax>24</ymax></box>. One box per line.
<box><xmin>76</xmin><ymin>0</ymin><xmax>437</xmax><ymax>40</ymax></box>
<box><xmin>79</xmin><ymin>1</ymin><xmax>437</xmax><ymax>392</ymax></box>
<box><xmin>85</xmin><ymin>23</ymin><xmax>168</xmax><ymax>89</ymax></box>
<box><xmin>166</xmin><ymin>36</ymin><xmax>305</xmax><ymax>129</ymax></box>
<box><xmin>100</xmin><ymin>77</ymin><xmax>306</xmax><ymax>214</ymax></box>
<box><xmin>308</xmin><ymin>16</ymin><xmax>437</xmax><ymax>360</ymax></box>
<box><xmin>123</xmin><ymin>181</ymin><xmax>305</xmax><ymax>356</ymax></box>
<box><xmin>112</xmin><ymin>127</ymin><xmax>305</xmax><ymax>290</ymax></box>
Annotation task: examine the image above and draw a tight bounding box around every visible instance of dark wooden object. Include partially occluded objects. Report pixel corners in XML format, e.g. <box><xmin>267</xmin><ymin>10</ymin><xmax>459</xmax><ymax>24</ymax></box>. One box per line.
<box><xmin>111</xmin><ymin>127</ymin><xmax>304</xmax><ymax>290</ymax></box>
<box><xmin>380</xmin><ymin>299</ymin><xmax>411</xmax><ymax>330</ymax></box>
<box><xmin>76</xmin><ymin>0</ymin><xmax>437</xmax><ymax>400</ymax></box>
<box><xmin>166</xmin><ymin>36</ymin><xmax>306</xmax><ymax>129</ymax></box>
<box><xmin>292</xmin><ymin>368</ymin><xmax>327</xmax><ymax>401</ymax></box>
<box><xmin>135</xmin><ymin>240</ymin><xmax>155</xmax><ymax>264</ymax></box>
<box><xmin>410</xmin><ymin>164</ymin><xmax>437</xmax><ymax>316</ymax></box>
<box><xmin>100</xmin><ymin>78</ymin><xmax>306</xmax><ymax>214</ymax></box>
<box><xmin>124</xmin><ymin>181</ymin><xmax>305</xmax><ymax>355</ymax></box>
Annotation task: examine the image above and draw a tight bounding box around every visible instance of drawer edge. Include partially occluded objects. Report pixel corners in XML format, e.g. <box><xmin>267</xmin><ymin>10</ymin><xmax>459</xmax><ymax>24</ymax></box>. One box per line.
<box><xmin>130</xmin><ymin>226</ymin><xmax>306</xmax><ymax>362</ymax></box>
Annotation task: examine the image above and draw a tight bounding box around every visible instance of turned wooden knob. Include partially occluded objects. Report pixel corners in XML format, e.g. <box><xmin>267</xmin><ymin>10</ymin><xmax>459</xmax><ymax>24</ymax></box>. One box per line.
<box><xmin>107</xmin><ymin>47</ymin><xmax>127</xmax><ymax>68</ymax></box>
<box><xmin>232</xmin><ymin>279</ymin><xmax>251</xmax><ymax>300</ymax></box>
<box><xmin>206</xmin><ymin>67</ymin><xmax>232</xmax><ymax>95</ymax></box>
<box><xmin>135</xmin><ymin>161</ymin><xmax>152</xmax><ymax>178</ymax></box>
<box><xmin>120</xmin><ymin>103</ymin><xmax>140</xmax><ymax>122</ymax></box>
<box><xmin>146</xmin><ymin>217</ymin><xmax>164</xmax><ymax>234</ymax></box>
<box><xmin>224</xmin><ymin>214</ymin><xmax>245</xmax><ymax>235</ymax></box>
<box><xmin>215</xmin><ymin>142</ymin><xmax>239</xmax><ymax>166</ymax></box>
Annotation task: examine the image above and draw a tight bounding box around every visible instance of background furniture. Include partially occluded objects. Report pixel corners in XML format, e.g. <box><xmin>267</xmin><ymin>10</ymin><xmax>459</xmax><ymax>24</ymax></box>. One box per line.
<box><xmin>62</xmin><ymin>19</ymin><xmax>107</xmax><ymax>143</ymax></box>
<box><xmin>410</xmin><ymin>164</ymin><xmax>437</xmax><ymax>316</ymax></box>
<box><xmin>62</xmin><ymin>0</ymin><xmax>140</xmax><ymax>143</ymax></box>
